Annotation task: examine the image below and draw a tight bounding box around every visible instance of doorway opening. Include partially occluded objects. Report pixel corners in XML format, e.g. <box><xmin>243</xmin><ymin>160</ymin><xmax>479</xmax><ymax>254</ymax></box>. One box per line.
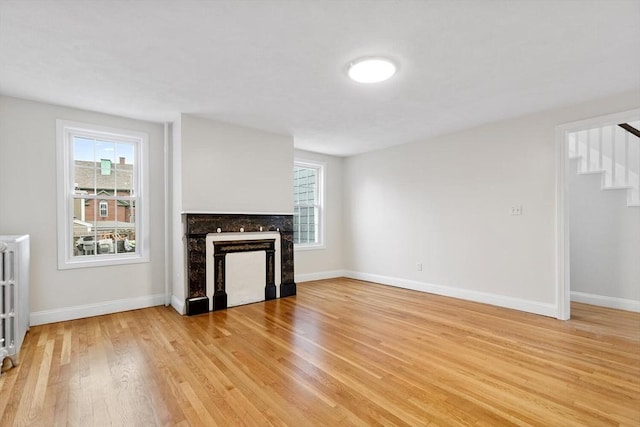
<box><xmin>556</xmin><ymin>109</ymin><xmax>640</xmax><ymax>320</ymax></box>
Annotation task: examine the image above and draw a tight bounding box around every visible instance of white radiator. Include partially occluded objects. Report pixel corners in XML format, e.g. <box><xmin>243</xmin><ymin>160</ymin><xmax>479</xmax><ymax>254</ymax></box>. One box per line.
<box><xmin>0</xmin><ymin>235</ymin><xmax>30</xmax><ymax>372</ymax></box>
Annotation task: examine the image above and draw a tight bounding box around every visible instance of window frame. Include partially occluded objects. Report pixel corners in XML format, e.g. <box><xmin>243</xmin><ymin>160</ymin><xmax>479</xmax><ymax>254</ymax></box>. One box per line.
<box><xmin>99</xmin><ymin>200</ymin><xmax>108</xmax><ymax>217</ymax></box>
<box><xmin>56</xmin><ymin>120</ymin><xmax>150</xmax><ymax>269</ymax></box>
<box><xmin>293</xmin><ymin>159</ymin><xmax>325</xmax><ymax>251</ymax></box>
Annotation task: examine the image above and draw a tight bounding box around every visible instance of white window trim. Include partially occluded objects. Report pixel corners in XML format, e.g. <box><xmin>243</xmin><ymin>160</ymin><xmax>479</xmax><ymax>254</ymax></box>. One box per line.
<box><xmin>56</xmin><ymin>119</ymin><xmax>150</xmax><ymax>269</ymax></box>
<box><xmin>294</xmin><ymin>159</ymin><xmax>325</xmax><ymax>251</ymax></box>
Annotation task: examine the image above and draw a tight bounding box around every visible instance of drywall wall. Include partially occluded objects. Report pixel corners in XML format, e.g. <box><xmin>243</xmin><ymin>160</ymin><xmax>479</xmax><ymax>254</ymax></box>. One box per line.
<box><xmin>170</xmin><ymin>117</ymin><xmax>185</xmax><ymax>311</ymax></box>
<box><xmin>343</xmin><ymin>91</ymin><xmax>640</xmax><ymax>317</ymax></box>
<box><xmin>293</xmin><ymin>149</ymin><xmax>344</xmax><ymax>281</ymax></box>
<box><xmin>569</xmin><ymin>161</ymin><xmax>640</xmax><ymax>304</ymax></box>
<box><xmin>170</xmin><ymin>114</ymin><xmax>294</xmax><ymax>312</ymax></box>
<box><xmin>0</xmin><ymin>96</ymin><xmax>166</xmax><ymax>324</ymax></box>
<box><xmin>179</xmin><ymin>114</ymin><xmax>293</xmax><ymax>213</ymax></box>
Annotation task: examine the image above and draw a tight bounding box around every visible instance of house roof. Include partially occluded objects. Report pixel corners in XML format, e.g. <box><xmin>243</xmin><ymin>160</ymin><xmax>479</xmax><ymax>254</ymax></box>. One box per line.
<box><xmin>74</xmin><ymin>160</ymin><xmax>133</xmax><ymax>192</ymax></box>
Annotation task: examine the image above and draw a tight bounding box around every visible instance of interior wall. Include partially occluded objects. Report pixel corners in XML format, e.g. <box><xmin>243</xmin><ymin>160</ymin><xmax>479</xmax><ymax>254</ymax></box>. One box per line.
<box><xmin>343</xmin><ymin>91</ymin><xmax>640</xmax><ymax>317</ymax></box>
<box><xmin>170</xmin><ymin>116</ymin><xmax>185</xmax><ymax>310</ymax></box>
<box><xmin>170</xmin><ymin>114</ymin><xmax>294</xmax><ymax>312</ymax></box>
<box><xmin>179</xmin><ymin>114</ymin><xmax>293</xmax><ymax>213</ymax></box>
<box><xmin>293</xmin><ymin>149</ymin><xmax>344</xmax><ymax>281</ymax></box>
<box><xmin>569</xmin><ymin>162</ymin><xmax>640</xmax><ymax>304</ymax></box>
<box><xmin>0</xmin><ymin>95</ymin><xmax>166</xmax><ymax>324</ymax></box>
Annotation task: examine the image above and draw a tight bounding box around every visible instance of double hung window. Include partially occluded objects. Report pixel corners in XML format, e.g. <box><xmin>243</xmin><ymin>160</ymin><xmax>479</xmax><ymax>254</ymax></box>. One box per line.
<box><xmin>293</xmin><ymin>160</ymin><xmax>324</xmax><ymax>249</ymax></box>
<box><xmin>56</xmin><ymin>120</ymin><xmax>149</xmax><ymax>268</ymax></box>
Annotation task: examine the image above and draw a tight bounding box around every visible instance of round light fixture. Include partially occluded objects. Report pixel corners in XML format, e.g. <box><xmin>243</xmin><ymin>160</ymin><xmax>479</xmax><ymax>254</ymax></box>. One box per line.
<box><xmin>348</xmin><ymin>57</ymin><xmax>397</xmax><ymax>83</ymax></box>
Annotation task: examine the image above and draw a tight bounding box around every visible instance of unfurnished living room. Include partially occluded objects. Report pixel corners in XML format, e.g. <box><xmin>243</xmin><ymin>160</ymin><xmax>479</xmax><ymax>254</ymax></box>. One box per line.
<box><xmin>0</xmin><ymin>0</ymin><xmax>639</xmax><ymax>425</ymax></box>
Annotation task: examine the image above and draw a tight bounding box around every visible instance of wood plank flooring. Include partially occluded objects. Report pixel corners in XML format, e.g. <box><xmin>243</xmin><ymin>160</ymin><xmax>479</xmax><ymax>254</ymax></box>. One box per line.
<box><xmin>1</xmin><ymin>278</ymin><xmax>639</xmax><ymax>426</ymax></box>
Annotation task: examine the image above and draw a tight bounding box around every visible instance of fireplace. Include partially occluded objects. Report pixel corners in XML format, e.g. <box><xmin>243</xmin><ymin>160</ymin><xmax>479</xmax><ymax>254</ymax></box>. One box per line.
<box><xmin>184</xmin><ymin>213</ymin><xmax>296</xmax><ymax>315</ymax></box>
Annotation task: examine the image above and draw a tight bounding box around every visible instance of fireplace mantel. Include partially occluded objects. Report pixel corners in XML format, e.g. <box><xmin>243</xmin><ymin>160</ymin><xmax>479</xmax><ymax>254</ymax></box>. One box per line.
<box><xmin>184</xmin><ymin>213</ymin><xmax>296</xmax><ymax>315</ymax></box>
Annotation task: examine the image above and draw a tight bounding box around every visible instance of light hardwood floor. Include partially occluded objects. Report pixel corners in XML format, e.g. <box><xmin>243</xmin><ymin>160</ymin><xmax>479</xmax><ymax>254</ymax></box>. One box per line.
<box><xmin>1</xmin><ymin>278</ymin><xmax>639</xmax><ymax>426</ymax></box>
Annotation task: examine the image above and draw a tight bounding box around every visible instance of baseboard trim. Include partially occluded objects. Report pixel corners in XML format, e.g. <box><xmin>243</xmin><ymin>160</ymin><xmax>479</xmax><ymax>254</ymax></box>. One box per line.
<box><xmin>571</xmin><ymin>291</ymin><xmax>640</xmax><ymax>312</ymax></box>
<box><xmin>295</xmin><ymin>270</ymin><xmax>346</xmax><ymax>283</ymax></box>
<box><xmin>30</xmin><ymin>294</ymin><xmax>166</xmax><ymax>326</ymax></box>
<box><xmin>343</xmin><ymin>271</ymin><xmax>558</xmax><ymax>318</ymax></box>
<box><xmin>171</xmin><ymin>295</ymin><xmax>186</xmax><ymax>315</ymax></box>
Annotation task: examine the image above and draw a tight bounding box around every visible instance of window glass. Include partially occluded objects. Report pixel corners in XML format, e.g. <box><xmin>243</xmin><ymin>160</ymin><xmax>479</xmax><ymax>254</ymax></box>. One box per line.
<box><xmin>57</xmin><ymin>120</ymin><xmax>149</xmax><ymax>268</ymax></box>
<box><xmin>293</xmin><ymin>161</ymin><xmax>324</xmax><ymax>248</ymax></box>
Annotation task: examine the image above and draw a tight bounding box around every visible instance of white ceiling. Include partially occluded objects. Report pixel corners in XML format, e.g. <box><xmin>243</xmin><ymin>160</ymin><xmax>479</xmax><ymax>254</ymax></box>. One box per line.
<box><xmin>1</xmin><ymin>0</ymin><xmax>639</xmax><ymax>157</ymax></box>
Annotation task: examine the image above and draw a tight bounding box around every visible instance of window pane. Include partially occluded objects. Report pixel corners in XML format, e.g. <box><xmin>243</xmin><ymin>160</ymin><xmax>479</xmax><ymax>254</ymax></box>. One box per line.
<box><xmin>293</xmin><ymin>204</ymin><xmax>317</xmax><ymax>244</ymax></box>
<box><xmin>95</xmin><ymin>162</ymin><xmax>116</xmax><ymax>197</ymax></box>
<box><xmin>73</xmin><ymin>137</ymin><xmax>94</xmax><ymax>161</ymax></box>
<box><xmin>96</xmin><ymin>231</ymin><xmax>115</xmax><ymax>255</ymax></box>
<box><xmin>125</xmin><ymin>201</ymin><xmax>137</xmax><ymax>252</ymax></box>
<box><xmin>71</xmin><ymin>198</ymin><xmax>96</xmax><ymax>257</ymax></box>
<box><xmin>115</xmin><ymin>168</ymin><xmax>134</xmax><ymax>197</ymax></box>
<box><xmin>95</xmin><ymin>140</ymin><xmax>116</xmax><ymax>163</ymax></box>
<box><xmin>74</xmin><ymin>233</ymin><xmax>97</xmax><ymax>256</ymax></box>
<box><xmin>74</xmin><ymin>164</ymin><xmax>97</xmax><ymax>195</ymax></box>
<box><xmin>115</xmin><ymin>143</ymin><xmax>135</xmax><ymax>196</ymax></box>
<box><xmin>115</xmin><ymin>143</ymin><xmax>135</xmax><ymax>167</ymax></box>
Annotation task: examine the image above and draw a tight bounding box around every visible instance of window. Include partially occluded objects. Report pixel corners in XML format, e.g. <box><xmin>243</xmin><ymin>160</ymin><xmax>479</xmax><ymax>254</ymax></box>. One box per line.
<box><xmin>56</xmin><ymin>120</ymin><xmax>149</xmax><ymax>269</ymax></box>
<box><xmin>99</xmin><ymin>200</ymin><xmax>108</xmax><ymax>217</ymax></box>
<box><xmin>293</xmin><ymin>160</ymin><xmax>324</xmax><ymax>249</ymax></box>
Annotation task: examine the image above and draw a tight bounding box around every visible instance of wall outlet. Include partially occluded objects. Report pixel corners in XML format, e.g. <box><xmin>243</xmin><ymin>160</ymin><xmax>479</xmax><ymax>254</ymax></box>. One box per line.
<box><xmin>417</xmin><ymin>263</ymin><xmax>423</xmax><ymax>271</ymax></box>
<box><xmin>510</xmin><ymin>205</ymin><xmax>523</xmax><ymax>216</ymax></box>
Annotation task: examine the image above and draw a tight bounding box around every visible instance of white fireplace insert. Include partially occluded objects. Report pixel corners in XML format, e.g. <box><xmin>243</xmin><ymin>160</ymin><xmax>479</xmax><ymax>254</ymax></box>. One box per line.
<box><xmin>205</xmin><ymin>232</ymin><xmax>281</xmax><ymax>310</ymax></box>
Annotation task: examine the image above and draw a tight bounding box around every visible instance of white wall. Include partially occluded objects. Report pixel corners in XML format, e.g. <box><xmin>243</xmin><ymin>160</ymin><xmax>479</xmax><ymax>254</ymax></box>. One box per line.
<box><xmin>180</xmin><ymin>114</ymin><xmax>293</xmax><ymax>213</ymax></box>
<box><xmin>0</xmin><ymin>96</ymin><xmax>166</xmax><ymax>324</ymax></box>
<box><xmin>170</xmin><ymin>118</ymin><xmax>185</xmax><ymax>310</ymax></box>
<box><xmin>569</xmin><ymin>161</ymin><xmax>640</xmax><ymax>309</ymax></box>
<box><xmin>343</xmin><ymin>91</ymin><xmax>640</xmax><ymax>318</ymax></box>
<box><xmin>293</xmin><ymin>149</ymin><xmax>344</xmax><ymax>281</ymax></box>
<box><xmin>170</xmin><ymin>114</ymin><xmax>294</xmax><ymax>313</ymax></box>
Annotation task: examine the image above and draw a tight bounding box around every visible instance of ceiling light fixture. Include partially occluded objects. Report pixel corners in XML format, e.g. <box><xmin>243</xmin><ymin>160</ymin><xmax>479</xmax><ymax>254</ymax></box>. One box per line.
<box><xmin>348</xmin><ymin>57</ymin><xmax>397</xmax><ymax>83</ymax></box>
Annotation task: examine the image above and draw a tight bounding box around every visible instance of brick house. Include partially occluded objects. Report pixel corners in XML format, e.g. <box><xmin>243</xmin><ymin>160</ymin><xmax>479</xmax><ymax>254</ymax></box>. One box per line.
<box><xmin>73</xmin><ymin>156</ymin><xmax>136</xmax><ymax>253</ymax></box>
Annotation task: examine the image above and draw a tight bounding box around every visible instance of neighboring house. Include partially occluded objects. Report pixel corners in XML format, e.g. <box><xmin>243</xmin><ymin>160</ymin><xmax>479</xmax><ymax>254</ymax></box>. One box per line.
<box><xmin>72</xmin><ymin>157</ymin><xmax>136</xmax><ymax>254</ymax></box>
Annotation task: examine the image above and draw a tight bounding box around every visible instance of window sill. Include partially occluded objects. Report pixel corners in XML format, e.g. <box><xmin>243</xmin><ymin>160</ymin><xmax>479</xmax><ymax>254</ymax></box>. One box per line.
<box><xmin>294</xmin><ymin>243</ymin><xmax>325</xmax><ymax>252</ymax></box>
<box><xmin>58</xmin><ymin>252</ymin><xmax>149</xmax><ymax>270</ymax></box>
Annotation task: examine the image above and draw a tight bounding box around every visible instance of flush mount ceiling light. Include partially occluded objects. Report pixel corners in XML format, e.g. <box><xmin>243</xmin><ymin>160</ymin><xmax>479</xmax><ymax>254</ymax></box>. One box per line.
<box><xmin>348</xmin><ymin>57</ymin><xmax>397</xmax><ymax>83</ymax></box>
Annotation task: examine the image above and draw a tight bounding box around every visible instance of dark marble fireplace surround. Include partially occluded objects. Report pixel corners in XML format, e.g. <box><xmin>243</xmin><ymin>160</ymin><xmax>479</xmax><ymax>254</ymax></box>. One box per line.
<box><xmin>184</xmin><ymin>213</ymin><xmax>296</xmax><ymax>315</ymax></box>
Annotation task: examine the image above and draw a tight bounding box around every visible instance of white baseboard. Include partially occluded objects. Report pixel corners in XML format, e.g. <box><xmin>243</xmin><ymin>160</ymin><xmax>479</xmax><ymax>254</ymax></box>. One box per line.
<box><xmin>30</xmin><ymin>293</ymin><xmax>167</xmax><ymax>326</ymax></box>
<box><xmin>171</xmin><ymin>294</ymin><xmax>185</xmax><ymax>315</ymax></box>
<box><xmin>295</xmin><ymin>270</ymin><xmax>346</xmax><ymax>283</ymax></box>
<box><xmin>571</xmin><ymin>291</ymin><xmax>640</xmax><ymax>312</ymax></box>
<box><xmin>343</xmin><ymin>271</ymin><xmax>558</xmax><ymax>318</ymax></box>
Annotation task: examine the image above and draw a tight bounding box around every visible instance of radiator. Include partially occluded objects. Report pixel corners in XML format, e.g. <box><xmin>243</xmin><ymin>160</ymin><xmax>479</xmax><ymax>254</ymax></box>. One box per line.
<box><xmin>0</xmin><ymin>235</ymin><xmax>30</xmax><ymax>373</ymax></box>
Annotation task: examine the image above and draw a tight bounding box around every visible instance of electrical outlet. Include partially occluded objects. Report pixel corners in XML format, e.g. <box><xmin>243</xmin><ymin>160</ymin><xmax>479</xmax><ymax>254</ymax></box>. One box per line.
<box><xmin>510</xmin><ymin>205</ymin><xmax>523</xmax><ymax>216</ymax></box>
<box><xmin>417</xmin><ymin>263</ymin><xmax>423</xmax><ymax>271</ymax></box>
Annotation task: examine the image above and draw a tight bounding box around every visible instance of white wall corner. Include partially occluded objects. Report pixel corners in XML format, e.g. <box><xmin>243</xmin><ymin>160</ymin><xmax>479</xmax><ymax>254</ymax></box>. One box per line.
<box><xmin>343</xmin><ymin>271</ymin><xmax>558</xmax><ymax>318</ymax></box>
<box><xmin>171</xmin><ymin>294</ymin><xmax>186</xmax><ymax>315</ymax></box>
<box><xmin>295</xmin><ymin>270</ymin><xmax>346</xmax><ymax>283</ymax></box>
<box><xmin>171</xmin><ymin>116</ymin><xmax>186</xmax><ymax>304</ymax></box>
<box><xmin>571</xmin><ymin>291</ymin><xmax>640</xmax><ymax>313</ymax></box>
<box><xmin>555</xmin><ymin>124</ymin><xmax>570</xmax><ymax>321</ymax></box>
<box><xmin>30</xmin><ymin>294</ymin><xmax>167</xmax><ymax>326</ymax></box>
